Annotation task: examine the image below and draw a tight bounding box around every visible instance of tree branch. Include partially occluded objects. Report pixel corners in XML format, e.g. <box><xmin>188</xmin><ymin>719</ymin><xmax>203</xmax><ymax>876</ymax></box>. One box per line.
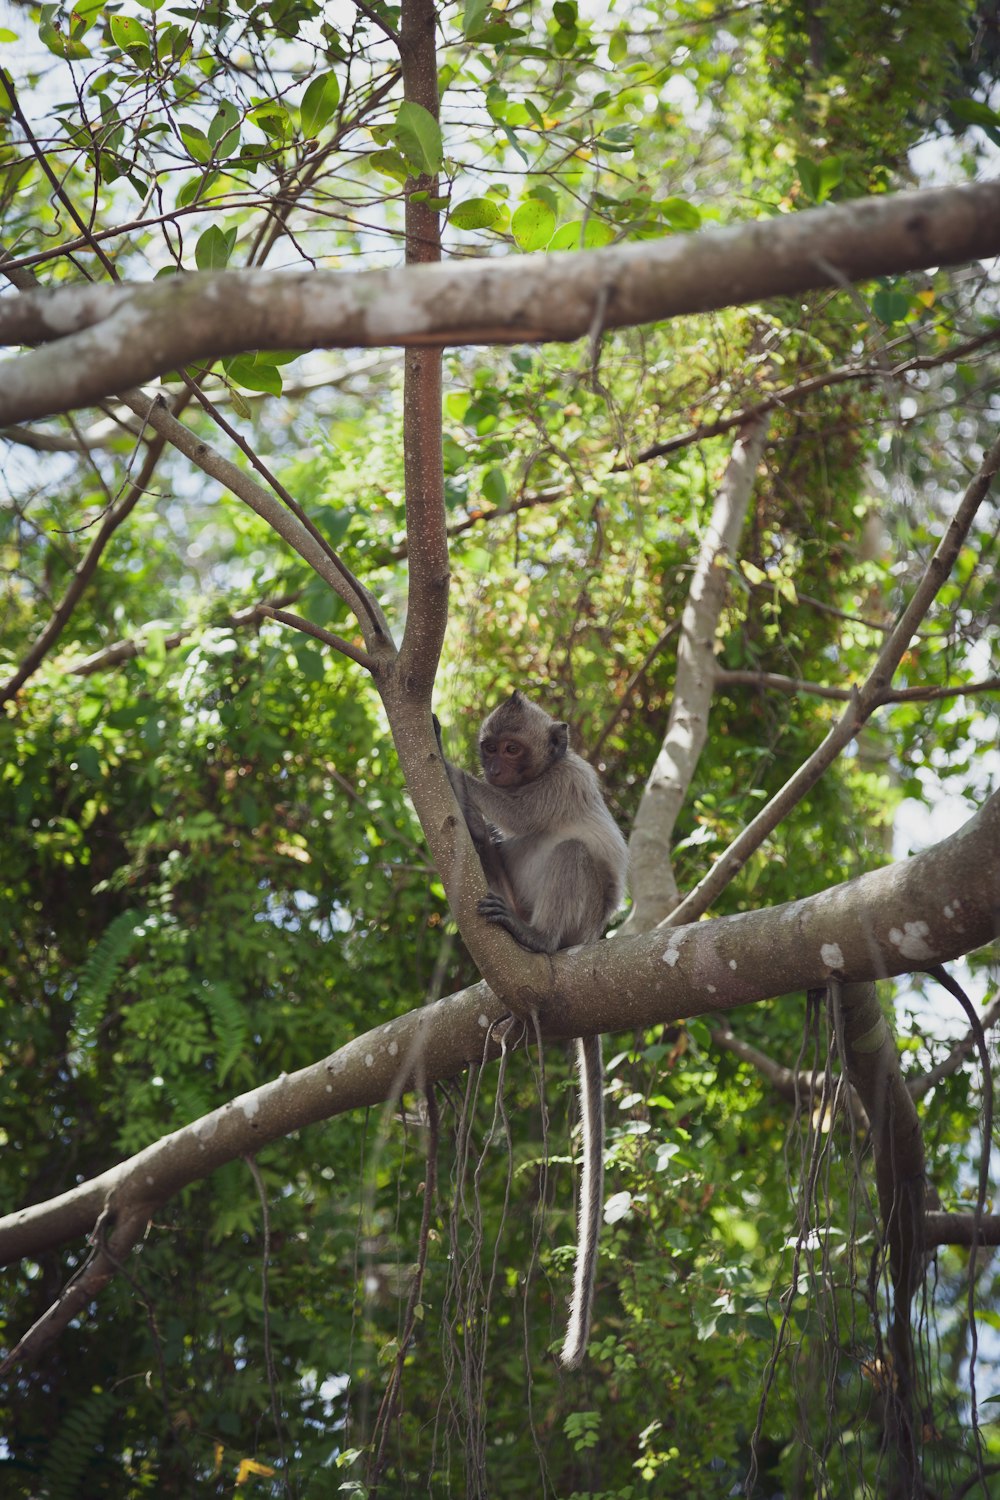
<box><xmin>3</xmin><ymin>180</ymin><xmax>999</xmax><ymax>424</ymax></box>
<box><xmin>667</xmin><ymin>427</ymin><xmax>1000</xmax><ymax>925</ymax></box>
<box><xmin>258</xmin><ymin>606</ymin><xmax>377</xmax><ymax>671</ymax></box>
<box><xmin>1</xmin><ymin>787</ymin><xmax>995</xmax><ymax>1274</ymax></box>
<box><xmin>621</xmin><ymin>326</ymin><xmax>1000</xmax><ymax>468</ymax></box>
<box><xmin>623</xmin><ymin>409</ymin><xmax>771</xmax><ymax>931</ymax></box>
<box><xmin>715</xmin><ymin>668</ymin><xmax>1000</xmax><ymax>705</ymax></box>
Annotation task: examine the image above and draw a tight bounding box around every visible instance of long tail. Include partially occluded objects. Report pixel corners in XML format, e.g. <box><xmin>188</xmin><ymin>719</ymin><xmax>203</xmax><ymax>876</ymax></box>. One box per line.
<box><xmin>560</xmin><ymin>1034</ymin><xmax>604</xmax><ymax>1369</ymax></box>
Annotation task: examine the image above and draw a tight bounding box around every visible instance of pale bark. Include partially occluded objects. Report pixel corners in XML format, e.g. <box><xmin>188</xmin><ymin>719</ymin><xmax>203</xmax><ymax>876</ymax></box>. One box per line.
<box><xmin>625</xmin><ymin>411</ymin><xmax>770</xmax><ymax>929</ymax></box>
<box><xmin>1</xmin><ymin>180</ymin><xmax>998</xmax><ymax>424</ymax></box>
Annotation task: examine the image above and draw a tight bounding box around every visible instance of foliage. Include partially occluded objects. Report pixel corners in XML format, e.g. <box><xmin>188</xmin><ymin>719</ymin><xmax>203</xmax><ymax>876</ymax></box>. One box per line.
<box><xmin>1</xmin><ymin>0</ymin><xmax>999</xmax><ymax>1496</ymax></box>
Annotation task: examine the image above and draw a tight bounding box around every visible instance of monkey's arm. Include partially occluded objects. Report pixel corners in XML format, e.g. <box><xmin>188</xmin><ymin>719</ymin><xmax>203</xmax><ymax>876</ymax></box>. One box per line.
<box><xmin>434</xmin><ymin>716</ymin><xmax>520</xmax><ymax>905</ymax></box>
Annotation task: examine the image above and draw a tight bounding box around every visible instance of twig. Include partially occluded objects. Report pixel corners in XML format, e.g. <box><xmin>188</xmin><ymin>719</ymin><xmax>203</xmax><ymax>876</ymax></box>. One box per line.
<box><xmin>622</xmin><ymin>327</ymin><xmax>1000</xmax><ymax>469</ymax></box>
<box><xmin>909</xmin><ymin>995</ymin><xmax>1000</xmax><ymax>1102</ymax></box>
<box><xmin>258</xmin><ymin>605</ymin><xmax>377</xmax><ymax>672</ymax></box>
<box><xmin>0</xmin><ymin>407</ymin><xmax>168</xmax><ymax>708</ymax></box>
<box><xmin>176</xmin><ymin>373</ymin><xmax>387</xmax><ymax>644</ymax></box>
<box><xmin>0</xmin><ymin>1207</ymin><xmax>150</xmax><ymax>1375</ymax></box>
<box><xmin>715</xmin><ymin>668</ymin><xmax>1000</xmax><ymax>705</ymax></box>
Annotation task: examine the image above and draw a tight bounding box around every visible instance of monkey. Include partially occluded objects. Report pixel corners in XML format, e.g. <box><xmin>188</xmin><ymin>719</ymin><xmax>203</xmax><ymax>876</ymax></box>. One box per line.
<box><xmin>437</xmin><ymin>691</ymin><xmax>629</xmax><ymax>1368</ymax></box>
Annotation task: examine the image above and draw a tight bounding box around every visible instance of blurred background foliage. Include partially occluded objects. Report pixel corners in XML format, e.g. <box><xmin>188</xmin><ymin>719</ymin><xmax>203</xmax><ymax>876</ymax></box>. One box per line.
<box><xmin>0</xmin><ymin>0</ymin><xmax>998</xmax><ymax>1493</ymax></box>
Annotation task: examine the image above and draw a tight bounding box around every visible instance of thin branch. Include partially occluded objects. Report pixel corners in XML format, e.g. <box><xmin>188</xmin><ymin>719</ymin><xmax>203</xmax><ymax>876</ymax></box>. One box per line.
<box><xmin>0</xmin><ymin>1207</ymin><xmax>150</xmax><ymax>1374</ymax></box>
<box><xmin>715</xmin><ymin>668</ymin><xmax>1000</xmax><ymax>705</ymax></box>
<box><xmin>66</xmin><ymin>594</ymin><xmax>303</xmax><ymax>676</ymax></box>
<box><xmin>622</xmin><ymin>327</ymin><xmax>1000</xmax><ymax>468</ymax></box>
<box><xmin>667</xmin><ymin>427</ymin><xmax>1000</xmax><ymax>925</ymax></box>
<box><xmin>1</xmin><ymin>70</ymin><xmax>117</xmax><ymax>280</ymax></box>
<box><xmin>590</xmin><ymin>621</ymin><xmax>679</xmax><ymax>760</ymax></box>
<box><xmin>625</xmin><ymin>409</ymin><xmax>771</xmax><ymax>930</ymax></box>
<box><xmin>258</xmin><ymin>605</ymin><xmax>377</xmax><ymax>672</ymax></box>
<box><xmin>175</xmin><ymin>373</ymin><xmax>387</xmax><ymax>644</ymax></box>
<box><xmin>909</xmin><ymin>995</ymin><xmax>1000</xmax><ymax>1102</ymax></box>
<box><xmin>353</xmin><ymin>0</ymin><xmax>400</xmax><ymax>43</ymax></box>
<box><xmin>0</xmin><ymin>412</ymin><xmax>168</xmax><ymax>708</ymax></box>
<box><xmin>114</xmin><ymin>390</ymin><xmax>392</xmax><ymax>651</ymax></box>
<box><xmin>710</xmin><ymin>1023</ymin><xmax>869</xmax><ymax>1129</ymax></box>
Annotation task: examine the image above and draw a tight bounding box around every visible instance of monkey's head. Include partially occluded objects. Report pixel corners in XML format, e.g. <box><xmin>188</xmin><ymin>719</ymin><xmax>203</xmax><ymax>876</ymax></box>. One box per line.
<box><xmin>478</xmin><ymin>691</ymin><xmax>569</xmax><ymax>788</ymax></box>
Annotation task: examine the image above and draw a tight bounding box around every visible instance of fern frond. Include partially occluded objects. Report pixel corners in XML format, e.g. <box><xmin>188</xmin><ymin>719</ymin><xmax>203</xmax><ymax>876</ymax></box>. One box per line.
<box><xmin>199</xmin><ymin>979</ymin><xmax>249</xmax><ymax>1084</ymax></box>
<box><xmin>74</xmin><ymin>910</ymin><xmax>148</xmax><ymax>1041</ymax></box>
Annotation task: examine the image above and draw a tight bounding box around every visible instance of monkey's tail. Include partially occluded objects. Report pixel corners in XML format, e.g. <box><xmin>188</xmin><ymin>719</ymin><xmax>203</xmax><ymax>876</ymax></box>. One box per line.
<box><xmin>560</xmin><ymin>1033</ymin><xmax>604</xmax><ymax>1369</ymax></box>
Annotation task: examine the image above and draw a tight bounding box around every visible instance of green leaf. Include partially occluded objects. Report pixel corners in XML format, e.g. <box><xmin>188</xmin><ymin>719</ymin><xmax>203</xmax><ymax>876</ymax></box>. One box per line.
<box><xmin>950</xmin><ymin>97</ymin><xmax>1000</xmax><ymax>128</ymax></box>
<box><xmin>511</xmin><ymin>198</ymin><xmax>555</xmax><ymax>251</ymax></box>
<box><xmin>76</xmin><ymin>745</ymin><xmax>102</xmax><ymax>780</ymax></box>
<box><xmin>293</xmin><ymin>643</ymin><xmax>326</xmax><ymax>681</ymax></box>
<box><xmin>462</xmin><ymin>0</ymin><xmax>489</xmax><ymax>37</ymax></box>
<box><xmin>208</xmin><ymin>100</ymin><xmax>241</xmax><ymax>155</ymax></box>
<box><xmin>110</xmin><ymin>14</ymin><xmax>149</xmax><ymax>51</ymax></box>
<box><xmin>552</xmin><ymin>0</ymin><xmax>577</xmax><ymax>27</ymax></box>
<box><xmin>448</xmin><ymin>196</ymin><xmax>502</xmax><ymax>231</ymax></box>
<box><xmin>39</xmin><ymin>20</ymin><xmax>91</xmax><ymax>57</ymax></box>
<box><xmin>195</xmin><ymin>224</ymin><xmax>237</xmax><ymax>271</ymax></box>
<box><xmin>301</xmin><ymin>70</ymin><xmax>341</xmax><ymax>137</ymax></box>
<box><xmin>393</xmin><ymin>100</ymin><xmax>443</xmax><ymax>176</ymax></box>
<box><xmin>224</xmin><ymin>354</ymin><xmax>282</xmax><ymax>394</ymax></box>
<box><xmin>608</xmin><ymin>28</ymin><xmax>627</xmax><ymax>64</ymax></box>
<box><xmin>481</xmin><ymin>467</ymin><xmax>507</xmax><ymax>505</ymax></box>
<box><xmin>660</xmin><ymin>196</ymin><xmax>701</xmax><ymax>231</ymax></box>
<box><xmin>369</xmin><ymin>148</ymin><xmax>409</xmax><ymax>183</ymax></box>
<box><xmin>872</xmin><ymin>280</ymin><xmax>913</xmax><ymax>325</ymax></box>
<box><xmin>179</xmin><ymin>123</ymin><xmax>212</xmax><ymax>163</ymax></box>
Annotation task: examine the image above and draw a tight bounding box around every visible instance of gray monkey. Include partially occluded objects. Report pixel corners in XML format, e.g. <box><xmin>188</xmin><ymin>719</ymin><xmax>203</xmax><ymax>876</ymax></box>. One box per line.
<box><xmin>437</xmin><ymin>690</ymin><xmax>628</xmax><ymax>1367</ymax></box>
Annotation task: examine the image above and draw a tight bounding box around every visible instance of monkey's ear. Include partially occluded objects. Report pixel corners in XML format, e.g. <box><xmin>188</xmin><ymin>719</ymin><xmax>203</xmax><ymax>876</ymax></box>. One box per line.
<box><xmin>549</xmin><ymin>721</ymin><xmax>569</xmax><ymax>758</ymax></box>
<box><xmin>509</xmin><ymin>690</ymin><xmax>524</xmax><ymax>706</ymax></box>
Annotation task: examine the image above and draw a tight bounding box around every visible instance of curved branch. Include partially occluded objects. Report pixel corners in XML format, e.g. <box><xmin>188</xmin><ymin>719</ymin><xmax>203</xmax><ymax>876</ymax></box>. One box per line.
<box><xmin>1</xmin><ymin>787</ymin><xmax>996</xmax><ymax>1273</ymax></box>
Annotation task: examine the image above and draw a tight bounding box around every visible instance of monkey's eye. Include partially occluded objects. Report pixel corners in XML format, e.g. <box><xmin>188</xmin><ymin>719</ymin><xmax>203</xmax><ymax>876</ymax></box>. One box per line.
<box><xmin>502</xmin><ymin>741</ymin><xmax>520</xmax><ymax>757</ymax></box>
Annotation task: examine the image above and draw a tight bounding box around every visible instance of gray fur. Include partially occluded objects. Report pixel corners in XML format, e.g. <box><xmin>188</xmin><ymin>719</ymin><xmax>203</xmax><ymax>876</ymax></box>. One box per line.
<box><xmin>441</xmin><ymin>691</ymin><xmax>628</xmax><ymax>1367</ymax></box>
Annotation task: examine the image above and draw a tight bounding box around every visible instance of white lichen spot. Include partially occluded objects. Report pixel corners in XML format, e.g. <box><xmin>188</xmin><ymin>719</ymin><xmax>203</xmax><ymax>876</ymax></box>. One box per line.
<box><xmin>661</xmin><ymin>933</ymin><xmax>683</xmax><ymax>967</ymax></box>
<box><xmin>332</xmin><ymin>1054</ymin><xmax>347</xmax><ymax>1073</ymax></box>
<box><xmin>820</xmin><ymin>943</ymin><xmax>844</xmax><ymax>970</ymax></box>
<box><xmin>943</xmin><ymin>903</ymin><xmax>955</xmax><ymax>919</ymax></box>
<box><xmin>326</xmin><ymin>1084</ymin><xmax>333</xmax><ymax>1093</ymax></box>
<box><xmin>240</xmin><ymin>1094</ymin><xmax>260</xmax><ymax>1122</ymax></box>
<box><xmin>728</xmin><ymin>959</ymin><xmax>737</xmax><ymax>970</ymax></box>
<box><xmin>195</xmin><ymin>1115</ymin><xmax>218</xmax><ymax>1141</ymax></box>
<box><xmin>888</xmin><ymin>921</ymin><xmax>933</xmax><ymax>960</ymax></box>
<box><xmin>478</xmin><ymin>1012</ymin><xmax>490</xmax><ymax>1028</ymax></box>
<box><xmin>364</xmin><ymin>1052</ymin><xmax>374</xmax><ymax>1068</ymax></box>
<box><xmin>389</xmin><ymin>1041</ymin><xmax>399</xmax><ymax>1057</ymax></box>
<box><xmin>707</xmin><ymin>984</ymin><xmax>717</xmax><ymax>994</ymax></box>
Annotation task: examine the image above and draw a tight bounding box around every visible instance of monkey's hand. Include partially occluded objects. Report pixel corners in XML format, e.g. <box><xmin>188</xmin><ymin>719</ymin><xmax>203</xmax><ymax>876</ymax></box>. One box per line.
<box><xmin>478</xmin><ymin>892</ymin><xmax>514</xmax><ymax>925</ymax></box>
<box><xmin>478</xmin><ymin>894</ymin><xmax>551</xmax><ymax>955</ymax></box>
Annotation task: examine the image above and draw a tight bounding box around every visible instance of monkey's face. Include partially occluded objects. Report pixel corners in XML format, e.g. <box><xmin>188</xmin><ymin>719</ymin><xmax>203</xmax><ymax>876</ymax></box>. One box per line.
<box><xmin>479</xmin><ymin>734</ymin><xmax>530</xmax><ymax>788</ymax></box>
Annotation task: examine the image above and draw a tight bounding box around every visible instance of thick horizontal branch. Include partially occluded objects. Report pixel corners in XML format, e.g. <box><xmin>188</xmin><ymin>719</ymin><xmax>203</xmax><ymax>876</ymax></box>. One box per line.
<box><xmin>924</xmin><ymin>1213</ymin><xmax>1000</xmax><ymax>1248</ymax></box>
<box><xmin>1</xmin><ymin>788</ymin><xmax>996</xmax><ymax>1267</ymax></box>
<box><xmin>2</xmin><ymin>180</ymin><xmax>999</xmax><ymax>423</ymax></box>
